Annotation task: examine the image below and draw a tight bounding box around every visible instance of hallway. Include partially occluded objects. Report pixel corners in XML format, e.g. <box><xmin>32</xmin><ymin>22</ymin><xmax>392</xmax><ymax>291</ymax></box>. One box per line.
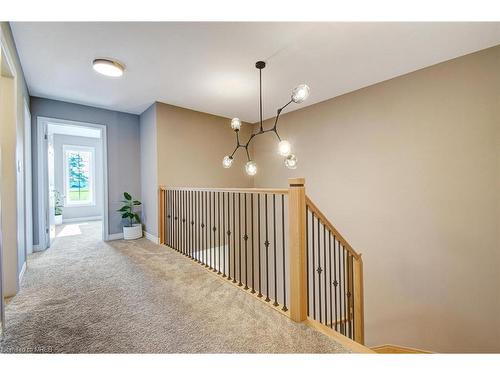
<box><xmin>0</xmin><ymin>222</ymin><xmax>349</xmax><ymax>353</ymax></box>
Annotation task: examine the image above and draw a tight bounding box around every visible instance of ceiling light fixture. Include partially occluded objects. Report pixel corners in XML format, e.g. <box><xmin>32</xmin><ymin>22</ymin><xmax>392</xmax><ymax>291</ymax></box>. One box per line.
<box><xmin>223</xmin><ymin>61</ymin><xmax>310</xmax><ymax>176</ymax></box>
<box><xmin>92</xmin><ymin>58</ymin><xmax>125</xmax><ymax>77</ymax></box>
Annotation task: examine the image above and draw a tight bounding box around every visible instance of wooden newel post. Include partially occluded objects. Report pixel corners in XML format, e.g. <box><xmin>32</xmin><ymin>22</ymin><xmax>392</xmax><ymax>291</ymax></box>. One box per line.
<box><xmin>353</xmin><ymin>256</ymin><xmax>365</xmax><ymax>344</ymax></box>
<box><xmin>288</xmin><ymin>177</ymin><xmax>307</xmax><ymax>322</ymax></box>
<box><xmin>158</xmin><ymin>186</ymin><xmax>166</xmax><ymax>245</ymax></box>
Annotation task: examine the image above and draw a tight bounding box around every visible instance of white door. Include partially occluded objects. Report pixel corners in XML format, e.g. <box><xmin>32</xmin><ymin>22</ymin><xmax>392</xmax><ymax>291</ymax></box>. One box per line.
<box><xmin>47</xmin><ymin>134</ymin><xmax>56</xmax><ymax>244</ymax></box>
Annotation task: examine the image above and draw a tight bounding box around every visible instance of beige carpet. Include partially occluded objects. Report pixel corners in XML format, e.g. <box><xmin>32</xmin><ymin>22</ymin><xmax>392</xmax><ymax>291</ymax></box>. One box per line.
<box><xmin>0</xmin><ymin>221</ymin><xmax>349</xmax><ymax>353</ymax></box>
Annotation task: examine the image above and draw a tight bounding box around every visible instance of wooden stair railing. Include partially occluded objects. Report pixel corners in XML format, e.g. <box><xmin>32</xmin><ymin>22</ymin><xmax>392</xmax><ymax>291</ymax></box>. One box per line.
<box><xmin>158</xmin><ymin>178</ymin><xmax>365</xmax><ymax>348</ymax></box>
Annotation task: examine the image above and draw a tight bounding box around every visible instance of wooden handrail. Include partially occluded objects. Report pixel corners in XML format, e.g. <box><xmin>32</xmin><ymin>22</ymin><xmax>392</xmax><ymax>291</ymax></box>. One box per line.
<box><xmin>160</xmin><ymin>186</ymin><xmax>289</xmax><ymax>194</ymax></box>
<box><xmin>305</xmin><ymin>195</ymin><xmax>361</xmax><ymax>260</ymax></box>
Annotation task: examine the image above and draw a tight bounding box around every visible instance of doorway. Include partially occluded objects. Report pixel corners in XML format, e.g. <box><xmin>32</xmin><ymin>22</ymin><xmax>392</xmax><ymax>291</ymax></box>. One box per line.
<box><xmin>37</xmin><ymin>118</ymin><xmax>108</xmax><ymax>250</ymax></box>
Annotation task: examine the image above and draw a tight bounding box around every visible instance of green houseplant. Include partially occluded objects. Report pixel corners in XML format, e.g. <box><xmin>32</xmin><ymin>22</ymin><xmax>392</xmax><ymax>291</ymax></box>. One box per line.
<box><xmin>54</xmin><ymin>190</ymin><xmax>64</xmax><ymax>225</ymax></box>
<box><xmin>118</xmin><ymin>192</ymin><xmax>142</xmax><ymax>240</ymax></box>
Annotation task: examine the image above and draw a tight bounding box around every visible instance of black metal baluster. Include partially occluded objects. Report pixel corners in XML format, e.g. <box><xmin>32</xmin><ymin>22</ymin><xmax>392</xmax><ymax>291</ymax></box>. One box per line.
<box><xmin>226</xmin><ymin>192</ymin><xmax>231</xmax><ymax>280</ymax></box>
<box><xmin>195</xmin><ymin>190</ymin><xmax>199</xmax><ymax>262</ymax></box>
<box><xmin>306</xmin><ymin>207</ymin><xmax>309</xmax><ymax>315</ymax></box>
<box><xmin>182</xmin><ymin>190</ymin><xmax>186</xmax><ymax>255</ymax></box>
<box><xmin>217</xmin><ymin>191</ymin><xmax>222</xmax><ymax>275</ymax></box>
<box><xmin>317</xmin><ymin>217</ymin><xmax>322</xmax><ymax>323</ymax></box>
<box><xmin>198</xmin><ymin>190</ymin><xmax>202</xmax><ymax>263</ymax></box>
<box><xmin>217</xmin><ymin>192</ymin><xmax>221</xmax><ymax>274</ymax></box>
<box><xmin>281</xmin><ymin>194</ymin><xmax>287</xmax><ymax>311</ymax></box>
<box><xmin>187</xmin><ymin>190</ymin><xmax>190</xmax><ymax>258</ymax></box>
<box><xmin>191</xmin><ymin>190</ymin><xmax>195</xmax><ymax>259</ymax></box>
<box><xmin>166</xmin><ymin>190</ymin><xmax>169</xmax><ymax>246</ymax></box>
<box><xmin>244</xmin><ymin>193</ymin><xmax>249</xmax><ymax>289</ymax></box>
<box><xmin>222</xmin><ymin>192</ymin><xmax>226</xmax><ymax>277</ymax></box>
<box><xmin>272</xmin><ymin>194</ymin><xmax>278</xmax><ymax>306</ymax></box>
<box><xmin>184</xmin><ymin>190</ymin><xmax>188</xmax><ymax>256</ymax></box>
<box><xmin>205</xmin><ymin>191</ymin><xmax>209</xmax><ymax>267</ymax></box>
<box><xmin>264</xmin><ymin>194</ymin><xmax>270</xmax><ymax>302</ymax></box>
<box><xmin>213</xmin><ymin>191</ymin><xmax>217</xmax><ymax>272</ymax></box>
<box><xmin>238</xmin><ymin>193</ymin><xmax>242</xmax><ymax>286</ymax></box>
<box><xmin>338</xmin><ymin>242</ymin><xmax>344</xmax><ymax>334</ymax></box>
<box><xmin>333</xmin><ymin>236</ymin><xmax>338</xmax><ymax>331</ymax></box>
<box><xmin>195</xmin><ymin>191</ymin><xmax>198</xmax><ymax>262</ymax></box>
<box><xmin>311</xmin><ymin>211</ymin><xmax>316</xmax><ymax>319</ymax></box>
<box><xmin>232</xmin><ymin>193</ymin><xmax>236</xmax><ymax>283</ymax></box>
<box><xmin>172</xmin><ymin>190</ymin><xmax>175</xmax><ymax>248</ymax></box>
<box><xmin>347</xmin><ymin>252</ymin><xmax>352</xmax><ymax>339</ymax></box>
<box><xmin>204</xmin><ymin>191</ymin><xmax>207</xmax><ymax>266</ymax></box>
<box><xmin>350</xmin><ymin>254</ymin><xmax>355</xmax><ymax>340</ymax></box>
<box><xmin>182</xmin><ymin>190</ymin><xmax>185</xmax><ymax>255</ymax></box>
<box><xmin>343</xmin><ymin>246</ymin><xmax>348</xmax><ymax>337</ymax></box>
<box><xmin>186</xmin><ymin>190</ymin><xmax>189</xmax><ymax>256</ymax></box>
<box><xmin>164</xmin><ymin>190</ymin><xmax>171</xmax><ymax>246</ymax></box>
<box><xmin>189</xmin><ymin>190</ymin><xmax>192</xmax><ymax>258</ymax></box>
<box><xmin>323</xmin><ymin>224</ymin><xmax>327</xmax><ymax>325</ymax></box>
<box><xmin>198</xmin><ymin>191</ymin><xmax>201</xmax><ymax>266</ymax></box>
<box><xmin>329</xmin><ymin>231</ymin><xmax>333</xmax><ymax>329</ymax></box>
<box><xmin>251</xmin><ymin>194</ymin><xmax>255</xmax><ymax>294</ymax></box>
<box><xmin>257</xmin><ymin>194</ymin><xmax>262</xmax><ymax>297</ymax></box>
<box><xmin>170</xmin><ymin>190</ymin><xmax>173</xmax><ymax>248</ymax></box>
<box><xmin>210</xmin><ymin>191</ymin><xmax>213</xmax><ymax>269</ymax></box>
<box><xmin>173</xmin><ymin>191</ymin><xmax>176</xmax><ymax>250</ymax></box>
<box><xmin>178</xmin><ymin>190</ymin><xmax>181</xmax><ymax>253</ymax></box>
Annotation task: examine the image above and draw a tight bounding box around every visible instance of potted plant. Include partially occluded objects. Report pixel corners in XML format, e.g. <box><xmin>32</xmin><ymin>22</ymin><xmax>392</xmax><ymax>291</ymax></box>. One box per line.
<box><xmin>54</xmin><ymin>190</ymin><xmax>64</xmax><ymax>225</ymax></box>
<box><xmin>118</xmin><ymin>192</ymin><xmax>142</xmax><ymax>240</ymax></box>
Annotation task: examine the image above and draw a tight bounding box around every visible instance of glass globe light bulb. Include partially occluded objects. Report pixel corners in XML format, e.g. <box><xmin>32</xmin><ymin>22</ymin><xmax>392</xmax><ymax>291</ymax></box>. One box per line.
<box><xmin>291</xmin><ymin>84</ymin><xmax>310</xmax><ymax>104</ymax></box>
<box><xmin>222</xmin><ymin>155</ymin><xmax>233</xmax><ymax>169</ymax></box>
<box><xmin>284</xmin><ymin>154</ymin><xmax>298</xmax><ymax>169</ymax></box>
<box><xmin>231</xmin><ymin>118</ymin><xmax>241</xmax><ymax>131</ymax></box>
<box><xmin>245</xmin><ymin>160</ymin><xmax>257</xmax><ymax>176</ymax></box>
<box><xmin>278</xmin><ymin>140</ymin><xmax>292</xmax><ymax>156</ymax></box>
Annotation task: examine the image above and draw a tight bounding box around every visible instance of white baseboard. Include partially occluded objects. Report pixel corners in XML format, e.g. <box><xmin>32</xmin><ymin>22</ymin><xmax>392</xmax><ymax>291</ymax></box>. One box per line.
<box><xmin>62</xmin><ymin>216</ymin><xmax>103</xmax><ymax>223</ymax></box>
<box><xmin>19</xmin><ymin>261</ymin><xmax>27</xmax><ymax>284</ymax></box>
<box><xmin>144</xmin><ymin>231</ymin><xmax>159</xmax><ymax>244</ymax></box>
<box><xmin>107</xmin><ymin>232</ymin><xmax>124</xmax><ymax>241</ymax></box>
<box><xmin>32</xmin><ymin>244</ymin><xmax>45</xmax><ymax>252</ymax></box>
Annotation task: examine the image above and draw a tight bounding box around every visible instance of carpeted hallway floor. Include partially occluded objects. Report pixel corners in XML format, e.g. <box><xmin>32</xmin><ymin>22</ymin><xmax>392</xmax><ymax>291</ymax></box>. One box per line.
<box><xmin>0</xmin><ymin>221</ymin><xmax>349</xmax><ymax>353</ymax></box>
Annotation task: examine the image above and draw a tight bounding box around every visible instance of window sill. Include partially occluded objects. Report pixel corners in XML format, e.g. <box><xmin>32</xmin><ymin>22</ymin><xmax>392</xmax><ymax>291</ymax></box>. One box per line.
<box><xmin>64</xmin><ymin>203</ymin><xmax>96</xmax><ymax>208</ymax></box>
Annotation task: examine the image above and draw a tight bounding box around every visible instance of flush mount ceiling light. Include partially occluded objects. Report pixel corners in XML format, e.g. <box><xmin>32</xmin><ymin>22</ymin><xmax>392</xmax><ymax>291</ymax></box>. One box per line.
<box><xmin>223</xmin><ymin>61</ymin><xmax>310</xmax><ymax>176</ymax></box>
<box><xmin>92</xmin><ymin>58</ymin><xmax>125</xmax><ymax>77</ymax></box>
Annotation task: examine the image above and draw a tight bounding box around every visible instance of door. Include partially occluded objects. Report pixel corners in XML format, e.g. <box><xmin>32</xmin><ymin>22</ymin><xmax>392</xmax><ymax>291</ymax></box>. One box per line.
<box><xmin>47</xmin><ymin>134</ymin><xmax>56</xmax><ymax>244</ymax></box>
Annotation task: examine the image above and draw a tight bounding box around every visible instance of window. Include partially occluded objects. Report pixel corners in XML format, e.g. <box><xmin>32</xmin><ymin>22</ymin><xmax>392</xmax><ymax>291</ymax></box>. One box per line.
<box><xmin>63</xmin><ymin>145</ymin><xmax>95</xmax><ymax>206</ymax></box>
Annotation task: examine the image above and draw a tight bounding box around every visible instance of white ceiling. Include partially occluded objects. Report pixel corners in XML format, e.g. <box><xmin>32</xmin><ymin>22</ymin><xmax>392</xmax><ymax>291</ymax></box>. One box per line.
<box><xmin>11</xmin><ymin>22</ymin><xmax>500</xmax><ymax>122</ymax></box>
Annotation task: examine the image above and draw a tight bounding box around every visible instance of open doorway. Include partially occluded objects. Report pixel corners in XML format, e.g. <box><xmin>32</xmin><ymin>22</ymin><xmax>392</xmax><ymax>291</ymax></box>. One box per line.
<box><xmin>37</xmin><ymin>118</ymin><xmax>108</xmax><ymax>250</ymax></box>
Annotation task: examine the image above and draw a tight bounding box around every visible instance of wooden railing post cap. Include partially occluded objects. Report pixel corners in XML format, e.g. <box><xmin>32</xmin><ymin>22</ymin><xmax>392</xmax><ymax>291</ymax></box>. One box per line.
<box><xmin>288</xmin><ymin>177</ymin><xmax>305</xmax><ymax>187</ymax></box>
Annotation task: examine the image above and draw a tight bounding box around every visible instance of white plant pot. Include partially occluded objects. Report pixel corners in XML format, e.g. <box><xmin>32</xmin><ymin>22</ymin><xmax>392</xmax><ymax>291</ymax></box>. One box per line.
<box><xmin>123</xmin><ymin>223</ymin><xmax>142</xmax><ymax>240</ymax></box>
<box><xmin>55</xmin><ymin>214</ymin><xmax>63</xmax><ymax>226</ymax></box>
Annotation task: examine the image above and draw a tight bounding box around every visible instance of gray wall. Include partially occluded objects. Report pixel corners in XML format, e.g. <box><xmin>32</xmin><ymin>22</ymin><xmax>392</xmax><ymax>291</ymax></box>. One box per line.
<box><xmin>53</xmin><ymin>134</ymin><xmax>103</xmax><ymax>221</ymax></box>
<box><xmin>30</xmin><ymin>97</ymin><xmax>141</xmax><ymax>242</ymax></box>
<box><xmin>139</xmin><ymin>104</ymin><xmax>157</xmax><ymax>236</ymax></box>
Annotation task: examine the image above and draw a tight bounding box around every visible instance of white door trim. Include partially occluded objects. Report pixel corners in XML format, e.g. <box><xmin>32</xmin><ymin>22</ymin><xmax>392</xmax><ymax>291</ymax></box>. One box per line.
<box><xmin>23</xmin><ymin>99</ymin><xmax>33</xmax><ymax>256</ymax></box>
<box><xmin>36</xmin><ymin>117</ymin><xmax>109</xmax><ymax>249</ymax></box>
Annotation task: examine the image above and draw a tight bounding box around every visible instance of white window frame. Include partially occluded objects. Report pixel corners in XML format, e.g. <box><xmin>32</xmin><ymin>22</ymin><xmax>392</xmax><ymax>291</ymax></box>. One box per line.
<box><xmin>63</xmin><ymin>144</ymin><xmax>96</xmax><ymax>207</ymax></box>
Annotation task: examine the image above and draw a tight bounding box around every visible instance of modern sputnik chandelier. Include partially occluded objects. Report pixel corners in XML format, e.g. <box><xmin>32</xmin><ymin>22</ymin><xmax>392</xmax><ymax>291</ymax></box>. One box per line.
<box><xmin>222</xmin><ymin>61</ymin><xmax>310</xmax><ymax>176</ymax></box>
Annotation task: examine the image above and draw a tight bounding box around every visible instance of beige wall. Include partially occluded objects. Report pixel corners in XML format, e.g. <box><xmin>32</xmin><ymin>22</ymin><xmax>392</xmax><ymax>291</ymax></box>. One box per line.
<box><xmin>144</xmin><ymin>102</ymin><xmax>254</xmax><ymax>236</ymax></box>
<box><xmin>156</xmin><ymin>102</ymin><xmax>254</xmax><ymax>188</ymax></box>
<box><xmin>252</xmin><ymin>46</ymin><xmax>500</xmax><ymax>353</ymax></box>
